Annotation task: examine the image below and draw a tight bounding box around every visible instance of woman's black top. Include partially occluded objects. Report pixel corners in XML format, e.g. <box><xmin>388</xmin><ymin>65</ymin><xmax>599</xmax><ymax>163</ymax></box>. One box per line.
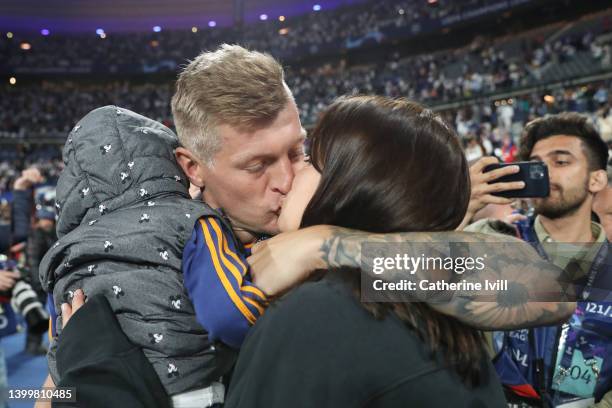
<box><xmin>226</xmin><ymin>274</ymin><xmax>506</xmax><ymax>408</ymax></box>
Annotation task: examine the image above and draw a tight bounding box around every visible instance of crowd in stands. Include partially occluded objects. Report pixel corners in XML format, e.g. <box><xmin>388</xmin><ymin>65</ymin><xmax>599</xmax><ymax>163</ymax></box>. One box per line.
<box><xmin>0</xmin><ymin>154</ymin><xmax>62</xmax><ymax>198</ymax></box>
<box><xmin>1</xmin><ymin>82</ymin><xmax>173</xmax><ymax>139</ymax></box>
<box><xmin>445</xmin><ymin>82</ymin><xmax>612</xmax><ymax>162</ymax></box>
<box><xmin>1</xmin><ymin>79</ymin><xmax>610</xmax><ymax>197</ymax></box>
<box><xmin>3</xmin><ymin>10</ymin><xmax>612</xmax><ymax>139</ymax></box>
<box><xmin>1</xmin><ymin>0</ymin><xmax>538</xmax><ymax>73</ymax></box>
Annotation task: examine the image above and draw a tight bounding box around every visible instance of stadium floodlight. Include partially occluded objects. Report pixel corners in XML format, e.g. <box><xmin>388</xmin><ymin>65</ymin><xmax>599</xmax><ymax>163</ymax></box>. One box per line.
<box><xmin>260</xmin><ymin>14</ymin><xmax>268</xmax><ymax>21</ymax></box>
<box><xmin>313</xmin><ymin>4</ymin><xmax>321</xmax><ymax>11</ymax></box>
<box><xmin>153</xmin><ymin>26</ymin><xmax>162</xmax><ymax>32</ymax></box>
<box><xmin>208</xmin><ymin>21</ymin><xmax>216</xmax><ymax>27</ymax></box>
<box><xmin>41</xmin><ymin>29</ymin><xmax>50</xmax><ymax>36</ymax></box>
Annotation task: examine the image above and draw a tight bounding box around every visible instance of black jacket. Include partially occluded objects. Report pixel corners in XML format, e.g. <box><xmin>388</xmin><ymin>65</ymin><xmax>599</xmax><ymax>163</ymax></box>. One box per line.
<box><xmin>53</xmin><ymin>294</ymin><xmax>170</xmax><ymax>408</ymax></box>
<box><xmin>27</xmin><ymin>226</ymin><xmax>56</xmax><ymax>294</ymax></box>
<box><xmin>226</xmin><ymin>274</ymin><xmax>506</xmax><ymax>408</ymax></box>
<box><xmin>11</xmin><ymin>189</ymin><xmax>33</xmax><ymax>244</ymax></box>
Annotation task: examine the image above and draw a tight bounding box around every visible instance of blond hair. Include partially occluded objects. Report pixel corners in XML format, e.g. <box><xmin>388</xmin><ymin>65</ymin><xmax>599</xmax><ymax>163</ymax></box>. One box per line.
<box><xmin>171</xmin><ymin>44</ymin><xmax>292</xmax><ymax>165</ymax></box>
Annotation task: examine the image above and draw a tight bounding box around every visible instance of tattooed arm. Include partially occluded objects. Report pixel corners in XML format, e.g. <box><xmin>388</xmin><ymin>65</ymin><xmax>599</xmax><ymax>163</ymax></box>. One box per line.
<box><xmin>248</xmin><ymin>225</ymin><xmax>576</xmax><ymax>330</ymax></box>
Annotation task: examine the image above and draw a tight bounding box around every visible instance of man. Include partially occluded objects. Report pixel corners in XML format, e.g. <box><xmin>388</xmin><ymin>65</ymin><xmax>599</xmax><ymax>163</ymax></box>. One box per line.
<box><xmin>468</xmin><ymin>113</ymin><xmax>611</xmax><ymax>407</ymax></box>
<box><xmin>593</xmin><ymin>159</ymin><xmax>612</xmax><ymax>241</ymax></box>
<box><xmin>23</xmin><ymin>192</ymin><xmax>57</xmax><ymax>355</ymax></box>
<box><xmin>171</xmin><ymin>44</ymin><xmax>573</xmax><ymax>331</ymax></box>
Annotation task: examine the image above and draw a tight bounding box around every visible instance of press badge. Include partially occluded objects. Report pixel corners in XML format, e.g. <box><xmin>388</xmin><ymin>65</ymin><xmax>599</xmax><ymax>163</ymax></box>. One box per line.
<box><xmin>551</xmin><ymin>302</ymin><xmax>609</xmax><ymax>399</ymax></box>
<box><xmin>552</xmin><ymin>349</ymin><xmax>603</xmax><ymax>397</ymax></box>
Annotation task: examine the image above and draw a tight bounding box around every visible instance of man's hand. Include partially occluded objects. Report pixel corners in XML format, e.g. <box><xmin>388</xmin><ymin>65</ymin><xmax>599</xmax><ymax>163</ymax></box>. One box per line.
<box><xmin>458</xmin><ymin>156</ymin><xmax>524</xmax><ymax>229</ymax></box>
<box><xmin>248</xmin><ymin>226</ymin><xmax>331</xmax><ymax>296</ymax></box>
<box><xmin>0</xmin><ymin>269</ymin><xmax>20</xmax><ymax>291</ymax></box>
<box><xmin>60</xmin><ymin>289</ymin><xmax>86</xmax><ymax>329</ymax></box>
<box><xmin>13</xmin><ymin>167</ymin><xmax>44</xmax><ymax>191</ymax></box>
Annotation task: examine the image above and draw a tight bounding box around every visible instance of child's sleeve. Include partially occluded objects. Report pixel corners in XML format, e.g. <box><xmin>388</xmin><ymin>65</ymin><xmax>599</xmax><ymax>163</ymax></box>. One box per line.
<box><xmin>182</xmin><ymin>217</ymin><xmax>268</xmax><ymax>349</ymax></box>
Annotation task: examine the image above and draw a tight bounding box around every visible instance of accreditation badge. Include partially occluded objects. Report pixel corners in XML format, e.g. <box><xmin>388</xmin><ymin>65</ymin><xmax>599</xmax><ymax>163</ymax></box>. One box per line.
<box><xmin>552</xmin><ymin>348</ymin><xmax>602</xmax><ymax>398</ymax></box>
<box><xmin>551</xmin><ymin>302</ymin><xmax>609</xmax><ymax>398</ymax></box>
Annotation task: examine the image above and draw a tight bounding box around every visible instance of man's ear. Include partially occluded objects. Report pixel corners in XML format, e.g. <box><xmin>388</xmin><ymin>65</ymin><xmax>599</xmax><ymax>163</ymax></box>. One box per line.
<box><xmin>175</xmin><ymin>147</ymin><xmax>206</xmax><ymax>188</ymax></box>
<box><xmin>589</xmin><ymin>169</ymin><xmax>608</xmax><ymax>194</ymax></box>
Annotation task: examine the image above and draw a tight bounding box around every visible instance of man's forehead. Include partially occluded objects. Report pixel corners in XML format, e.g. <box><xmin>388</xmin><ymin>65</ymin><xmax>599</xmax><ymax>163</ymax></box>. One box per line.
<box><xmin>531</xmin><ymin>134</ymin><xmax>584</xmax><ymax>156</ymax></box>
<box><xmin>223</xmin><ymin>126</ymin><xmax>306</xmax><ymax>161</ymax></box>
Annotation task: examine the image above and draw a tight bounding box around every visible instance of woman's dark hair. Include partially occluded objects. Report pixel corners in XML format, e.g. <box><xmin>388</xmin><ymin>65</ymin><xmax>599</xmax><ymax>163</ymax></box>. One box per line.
<box><xmin>300</xmin><ymin>95</ymin><xmax>484</xmax><ymax>385</ymax></box>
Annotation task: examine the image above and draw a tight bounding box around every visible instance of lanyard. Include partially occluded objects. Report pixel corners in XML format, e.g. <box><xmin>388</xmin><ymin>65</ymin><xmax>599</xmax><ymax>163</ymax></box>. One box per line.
<box><xmin>522</xmin><ymin>224</ymin><xmax>609</xmax><ymax>396</ymax></box>
<box><xmin>530</xmin><ymin>237</ymin><xmax>608</xmax><ymax>302</ymax></box>
<box><xmin>545</xmin><ymin>243</ymin><xmax>609</xmax><ymax>393</ymax></box>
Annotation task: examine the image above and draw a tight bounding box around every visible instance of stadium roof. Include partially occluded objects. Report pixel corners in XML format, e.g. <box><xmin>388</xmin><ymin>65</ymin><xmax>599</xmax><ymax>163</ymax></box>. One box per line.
<box><xmin>0</xmin><ymin>0</ymin><xmax>367</xmax><ymax>34</ymax></box>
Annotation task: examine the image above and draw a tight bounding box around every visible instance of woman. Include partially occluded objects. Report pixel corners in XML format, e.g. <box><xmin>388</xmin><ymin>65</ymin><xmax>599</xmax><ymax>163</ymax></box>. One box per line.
<box><xmin>225</xmin><ymin>96</ymin><xmax>506</xmax><ymax>407</ymax></box>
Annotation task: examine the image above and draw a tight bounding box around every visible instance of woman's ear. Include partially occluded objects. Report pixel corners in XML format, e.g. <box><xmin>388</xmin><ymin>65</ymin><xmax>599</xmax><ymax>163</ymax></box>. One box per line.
<box><xmin>175</xmin><ymin>147</ymin><xmax>206</xmax><ymax>188</ymax></box>
<box><xmin>589</xmin><ymin>169</ymin><xmax>608</xmax><ymax>195</ymax></box>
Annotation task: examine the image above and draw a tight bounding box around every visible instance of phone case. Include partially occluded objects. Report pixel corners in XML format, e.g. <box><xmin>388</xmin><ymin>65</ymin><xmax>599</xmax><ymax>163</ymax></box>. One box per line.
<box><xmin>484</xmin><ymin>161</ymin><xmax>550</xmax><ymax>198</ymax></box>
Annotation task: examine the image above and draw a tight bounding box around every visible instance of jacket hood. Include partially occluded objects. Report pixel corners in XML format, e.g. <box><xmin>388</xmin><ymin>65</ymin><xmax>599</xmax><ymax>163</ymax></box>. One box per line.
<box><xmin>56</xmin><ymin>105</ymin><xmax>190</xmax><ymax>238</ymax></box>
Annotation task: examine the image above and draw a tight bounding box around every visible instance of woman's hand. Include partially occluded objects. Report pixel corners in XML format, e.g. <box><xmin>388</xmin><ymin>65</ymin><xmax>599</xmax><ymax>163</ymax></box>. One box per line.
<box><xmin>458</xmin><ymin>156</ymin><xmax>525</xmax><ymax>229</ymax></box>
<box><xmin>61</xmin><ymin>289</ymin><xmax>86</xmax><ymax>329</ymax></box>
<box><xmin>248</xmin><ymin>226</ymin><xmax>330</xmax><ymax>296</ymax></box>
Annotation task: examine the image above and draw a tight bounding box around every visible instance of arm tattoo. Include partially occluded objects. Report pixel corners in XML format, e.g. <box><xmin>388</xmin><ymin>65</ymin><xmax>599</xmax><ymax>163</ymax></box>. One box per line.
<box><xmin>319</xmin><ymin>227</ymin><xmax>576</xmax><ymax>330</ymax></box>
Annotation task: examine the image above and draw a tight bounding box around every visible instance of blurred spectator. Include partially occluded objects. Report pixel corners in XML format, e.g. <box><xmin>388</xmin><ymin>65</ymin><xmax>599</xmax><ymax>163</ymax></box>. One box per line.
<box><xmin>500</xmin><ymin>133</ymin><xmax>518</xmax><ymax>163</ymax></box>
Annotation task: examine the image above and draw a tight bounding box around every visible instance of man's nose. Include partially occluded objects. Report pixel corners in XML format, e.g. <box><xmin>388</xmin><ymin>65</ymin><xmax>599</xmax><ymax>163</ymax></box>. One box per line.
<box><xmin>270</xmin><ymin>157</ymin><xmax>294</xmax><ymax>195</ymax></box>
<box><xmin>547</xmin><ymin>167</ymin><xmax>560</xmax><ymax>187</ymax></box>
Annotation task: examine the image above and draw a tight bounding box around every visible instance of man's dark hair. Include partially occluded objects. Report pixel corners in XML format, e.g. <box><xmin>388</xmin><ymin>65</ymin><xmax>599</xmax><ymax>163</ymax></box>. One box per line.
<box><xmin>519</xmin><ymin>112</ymin><xmax>609</xmax><ymax>171</ymax></box>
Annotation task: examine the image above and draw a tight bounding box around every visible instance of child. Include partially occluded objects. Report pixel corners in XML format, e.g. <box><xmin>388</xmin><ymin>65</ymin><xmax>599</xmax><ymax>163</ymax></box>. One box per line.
<box><xmin>40</xmin><ymin>106</ymin><xmax>267</xmax><ymax>406</ymax></box>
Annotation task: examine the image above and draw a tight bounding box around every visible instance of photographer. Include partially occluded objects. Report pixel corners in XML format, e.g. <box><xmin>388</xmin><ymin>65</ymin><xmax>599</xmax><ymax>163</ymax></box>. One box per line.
<box><xmin>0</xmin><ymin>263</ymin><xmax>19</xmax><ymax>408</ymax></box>
<box><xmin>12</xmin><ymin>167</ymin><xmax>44</xmax><ymax>245</ymax></box>
<box><xmin>25</xmin><ymin>192</ymin><xmax>57</xmax><ymax>355</ymax></box>
<box><xmin>0</xmin><ymin>269</ymin><xmax>20</xmax><ymax>293</ymax></box>
<box><xmin>0</xmin><ymin>254</ymin><xmax>50</xmax><ymax>347</ymax></box>
<box><xmin>7</xmin><ymin>167</ymin><xmax>51</xmax><ymax>354</ymax></box>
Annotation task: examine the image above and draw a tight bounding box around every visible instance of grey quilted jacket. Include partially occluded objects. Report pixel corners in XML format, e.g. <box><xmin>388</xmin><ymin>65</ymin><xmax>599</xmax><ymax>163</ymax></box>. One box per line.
<box><xmin>40</xmin><ymin>106</ymin><xmax>236</xmax><ymax>395</ymax></box>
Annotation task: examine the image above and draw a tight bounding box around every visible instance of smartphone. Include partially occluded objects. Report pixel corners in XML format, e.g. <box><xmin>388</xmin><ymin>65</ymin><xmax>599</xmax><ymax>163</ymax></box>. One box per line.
<box><xmin>483</xmin><ymin>161</ymin><xmax>549</xmax><ymax>198</ymax></box>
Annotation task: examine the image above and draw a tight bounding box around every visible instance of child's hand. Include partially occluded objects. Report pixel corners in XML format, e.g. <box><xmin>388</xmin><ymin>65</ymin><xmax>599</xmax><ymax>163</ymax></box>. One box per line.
<box><xmin>60</xmin><ymin>289</ymin><xmax>86</xmax><ymax>329</ymax></box>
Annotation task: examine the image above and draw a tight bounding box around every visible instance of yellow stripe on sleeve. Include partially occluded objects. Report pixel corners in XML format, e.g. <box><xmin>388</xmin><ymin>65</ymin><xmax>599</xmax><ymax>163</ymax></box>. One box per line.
<box><xmin>243</xmin><ymin>297</ymin><xmax>265</xmax><ymax>316</ymax></box>
<box><xmin>200</xmin><ymin>220</ymin><xmax>257</xmax><ymax>325</ymax></box>
<box><xmin>208</xmin><ymin>218</ymin><xmax>248</xmax><ymax>277</ymax></box>
<box><xmin>241</xmin><ymin>285</ymin><xmax>267</xmax><ymax>301</ymax></box>
<box><xmin>208</xmin><ymin>219</ymin><xmax>247</xmax><ymax>282</ymax></box>
<box><xmin>207</xmin><ymin>219</ymin><xmax>267</xmax><ymax>302</ymax></box>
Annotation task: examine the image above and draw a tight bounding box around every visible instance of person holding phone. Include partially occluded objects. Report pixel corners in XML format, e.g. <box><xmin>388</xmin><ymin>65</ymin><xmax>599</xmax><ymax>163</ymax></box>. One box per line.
<box><xmin>466</xmin><ymin>112</ymin><xmax>611</xmax><ymax>408</ymax></box>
